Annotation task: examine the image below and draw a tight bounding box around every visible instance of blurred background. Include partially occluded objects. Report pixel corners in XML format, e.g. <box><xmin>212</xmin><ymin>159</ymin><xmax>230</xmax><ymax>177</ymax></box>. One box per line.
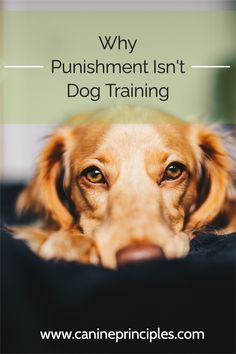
<box><xmin>0</xmin><ymin>0</ymin><xmax>235</xmax><ymax>182</ymax></box>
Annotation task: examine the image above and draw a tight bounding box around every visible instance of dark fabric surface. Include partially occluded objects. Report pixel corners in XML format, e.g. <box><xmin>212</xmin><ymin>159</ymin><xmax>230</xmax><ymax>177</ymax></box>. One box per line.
<box><xmin>1</xmin><ymin>184</ymin><xmax>236</xmax><ymax>353</ymax></box>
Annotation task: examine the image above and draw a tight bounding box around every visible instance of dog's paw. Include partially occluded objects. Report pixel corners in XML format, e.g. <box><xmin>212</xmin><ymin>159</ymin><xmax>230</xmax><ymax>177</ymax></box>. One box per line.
<box><xmin>163</xmin><ymin>232</ymin><xmax>190</xmax><ymax>258</ymax></box>
<box><xmin>39</xmin><ymin>230</ymin><xmax>99</xmax><ymax>265</ymax></box>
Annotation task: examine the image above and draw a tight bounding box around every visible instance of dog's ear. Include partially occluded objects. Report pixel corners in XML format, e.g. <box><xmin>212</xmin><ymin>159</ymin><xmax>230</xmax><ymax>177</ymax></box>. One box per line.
<box><xmin>17</xmin><ymin>127</ymin><xmax>74</xmax><ymax>228</ymax></box>
<box><xmin>187</xmin><ymin>126</ymin><xmax>233</xmax><ymax>231</ymax></box>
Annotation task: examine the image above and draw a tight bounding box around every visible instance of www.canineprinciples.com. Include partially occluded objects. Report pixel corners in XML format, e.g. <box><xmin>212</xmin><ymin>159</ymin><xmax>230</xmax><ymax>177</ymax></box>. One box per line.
<box><xmin>40</xmin><ymin>328</ymin><xmax>205</xmax><ymax>343</ymax></box>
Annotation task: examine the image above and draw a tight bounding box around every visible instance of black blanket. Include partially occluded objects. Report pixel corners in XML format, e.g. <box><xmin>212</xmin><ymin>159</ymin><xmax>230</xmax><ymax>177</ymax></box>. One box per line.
<box><xmin>1</xmin><ymin>184</ymin><xmax>235</xmax><ymax>353</ymax></box>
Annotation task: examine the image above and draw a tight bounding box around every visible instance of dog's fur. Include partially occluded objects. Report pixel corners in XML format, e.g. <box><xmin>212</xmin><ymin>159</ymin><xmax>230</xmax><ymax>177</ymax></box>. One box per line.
<box><xmin>14</xmin><ymin>106</ymin><xmax>236</xmax><ymax>268</ymax></box>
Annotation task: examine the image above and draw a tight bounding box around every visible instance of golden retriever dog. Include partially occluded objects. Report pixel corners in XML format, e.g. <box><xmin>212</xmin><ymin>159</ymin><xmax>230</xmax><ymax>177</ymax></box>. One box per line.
<box><xmin>14</xmin><ymin>106</ymin><xmax>236</xmax><ymax>268</ymax></box>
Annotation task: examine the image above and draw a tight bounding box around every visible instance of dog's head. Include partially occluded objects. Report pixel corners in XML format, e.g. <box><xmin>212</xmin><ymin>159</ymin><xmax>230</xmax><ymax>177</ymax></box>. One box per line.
<box><xmin>17</xmin><ymin>107</ymin><xmax>234</xmax><ymax>268</ymax></box>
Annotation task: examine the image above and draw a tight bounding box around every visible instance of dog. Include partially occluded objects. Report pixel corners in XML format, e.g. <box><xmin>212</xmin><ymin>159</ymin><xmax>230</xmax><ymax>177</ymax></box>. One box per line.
<box><xmin>14</xmin><ymin>106</ymin><xmax>236</xmax><ymax>268</ymax></box>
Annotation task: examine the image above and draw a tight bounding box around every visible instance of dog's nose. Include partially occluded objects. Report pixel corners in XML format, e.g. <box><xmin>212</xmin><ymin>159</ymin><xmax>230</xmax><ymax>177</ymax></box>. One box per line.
<box><xmin>116</xmin><ymin>244</ymin><xmax>165</xmax><ymax>267</ymax></box>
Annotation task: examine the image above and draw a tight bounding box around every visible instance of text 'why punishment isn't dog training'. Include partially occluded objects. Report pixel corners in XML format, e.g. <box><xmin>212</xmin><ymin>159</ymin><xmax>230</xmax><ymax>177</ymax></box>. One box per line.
<box><xmin>51</xmin><ymin>36</ymin><xmax>186</xmax><ymax>101</ymax></box>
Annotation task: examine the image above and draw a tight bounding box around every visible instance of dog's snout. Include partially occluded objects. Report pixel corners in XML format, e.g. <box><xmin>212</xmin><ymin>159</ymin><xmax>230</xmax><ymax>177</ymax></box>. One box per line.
<box><xmin>116</xmin><ymin>244</ymin><xmax>165</xmax><ymax>267</ymax></box>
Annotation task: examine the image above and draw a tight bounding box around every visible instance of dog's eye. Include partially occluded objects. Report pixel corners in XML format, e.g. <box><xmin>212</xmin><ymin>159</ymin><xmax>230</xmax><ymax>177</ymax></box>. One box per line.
<box><xmin>163</xmin><ymin>162</ymin><xmax>185</xmax><ymax>180</ymax></box>
<box><xmin>82</xmin><ymin>167</ymin><xmax>106</xmax><ymax>184</ymax></box>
